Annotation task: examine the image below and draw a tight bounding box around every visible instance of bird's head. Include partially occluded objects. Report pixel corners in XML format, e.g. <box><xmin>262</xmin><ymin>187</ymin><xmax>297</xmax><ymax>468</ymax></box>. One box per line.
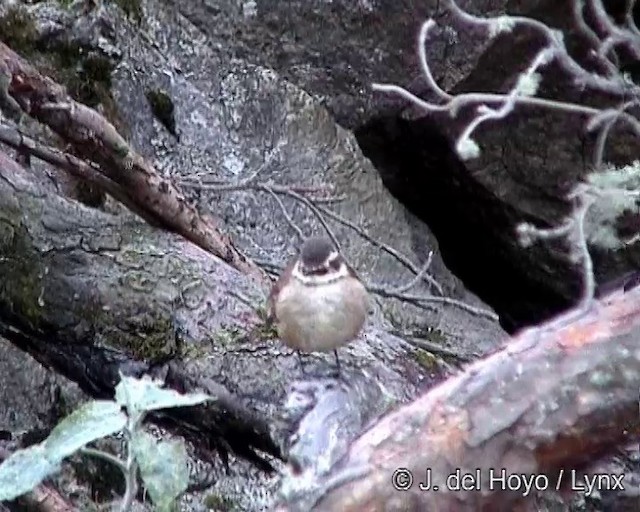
<box><xmin>293</xmin><ymin>236</ymin><xmax>350</xmax><ymax>285</ymax></box>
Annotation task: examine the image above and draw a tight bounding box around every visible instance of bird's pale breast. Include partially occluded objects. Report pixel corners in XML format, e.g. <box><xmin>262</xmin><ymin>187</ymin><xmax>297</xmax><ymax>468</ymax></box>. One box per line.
<box><xmin>275</xmin><ymin>276</ymin><xmax>368</xmax><ymax>352</ymax></box>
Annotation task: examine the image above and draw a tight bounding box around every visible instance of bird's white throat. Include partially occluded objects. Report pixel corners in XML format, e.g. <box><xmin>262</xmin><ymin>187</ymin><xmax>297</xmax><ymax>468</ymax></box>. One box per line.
<box><xmin>292</xmin><ymin>256</ymin><xmax>350</xmax><ymax>286</ymax></box>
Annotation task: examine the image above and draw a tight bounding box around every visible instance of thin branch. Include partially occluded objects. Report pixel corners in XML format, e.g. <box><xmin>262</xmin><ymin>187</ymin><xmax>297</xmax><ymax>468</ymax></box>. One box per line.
<box><xmin>588</xmin><ymin>0</ymin><xmax>640</xmax><ymax>59</ymax></box>
<box><xmin>313</xmin><ymin>203</ymin><xmax>444</xmax><ymax>295</ymax></box>
<box><xmin>443</xmin><ymin>0</ymin><xmax>640</xmax><ymax>97</ymax></box>
<box><xmin>368</xmin><ymin>284</ymin><xmax>499</xmax><ymax>321</ymax></box>
<box><xmin>184</xmin><ymin>174</ymin><xmax>447</xmax><ymax>294</ymax></box>
<box><xmin>416</xmin><ymin>20</ymin><xmax>452</xmax><ymax>102</ymax></box>
<box><xmin>572</xmin><ymin>0</ymin><xmax>620</xmax><ymax>73</ymax></box>
<box><xmin>184</xmin><ymin>164</ymin><xmax>504</xmax><ymax>322</ymax></box>
<box><xmin>271</xmin><ymin>186</ymin><xmax>345</xmax><ymax>255</ymax></box>
<box><xmin>572</xmin><ymin>192</ymin><xmax>597</xmax><ymax>308</ymax></box>
<box><xmin>624</xmin><ymin>0</ymin><xmax>640</xmax><ymax>37</ymax></box>
<box><xmin>390</xmin><ymin>251</ymin><xmax>434</xmax><ymax>294</ymax></box>
<box><xmin>0</xmin><ymin>122</ymin><xmax>162</xmax><ymax>226</ymax></box>
<box><xmin>456</xmin><ymin>47</ymin><xmax>555</xmax><ymax>151</ymax></box>
<box><xmin>516</xmin><ymin>182</ymin><xmax>640</xmax><ymax>311</ymax></box>
<box><xmin>263</xmin><ymin>186</ymin><xmax>305</xmax><ymax>241</ymax></box>
<box><xmin>591</xmin><ymin>101</ymin><xmax>639</xmax><ymax>170</ymax></box>
<box><xmin>373</xmin><ymin>4</ymin><xmax>640</xmax><ymax>166</ymax></box>
<box><xmin>372</xmin><ymin>82</ymin><xmax>640</xmax><ymax>134</ymax></box>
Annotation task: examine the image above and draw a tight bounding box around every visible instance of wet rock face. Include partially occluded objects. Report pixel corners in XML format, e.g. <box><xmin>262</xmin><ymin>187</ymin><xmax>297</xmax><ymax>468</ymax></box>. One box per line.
<box><xmin>166</xmin><ymin>0</ymin><xmax>510</xmax><ymax>130</ymax></box>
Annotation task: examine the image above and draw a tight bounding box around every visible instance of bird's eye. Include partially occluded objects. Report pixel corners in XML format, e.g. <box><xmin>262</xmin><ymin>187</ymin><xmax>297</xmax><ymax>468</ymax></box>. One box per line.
<box><xmin>328</xmin><ymin>257</ymin><xmax>342</xmax><ymax>271</ymax></box>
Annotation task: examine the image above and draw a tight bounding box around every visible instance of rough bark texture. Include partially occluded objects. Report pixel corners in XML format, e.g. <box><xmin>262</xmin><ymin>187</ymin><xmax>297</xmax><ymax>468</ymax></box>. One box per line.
<box><xmin>276</xmin><ymin>287</ymin><xmax>640</xmax><ymax>511</ymax></box>
<box><xmin>0</xmin><ymin>41</ymin><xmax>264</xmax><ymax>281</ymax></box>
<box><xmin>0</xmin><ymin>147</ymin><xmax>279</xmax><ymax>469</ymax></box>
<box><xmin>1</xmin><ymin>0</ymin><xmax>638</xmax><ymax>510</ymax></box>
<box><xmin>0</xmin><ymin>143</ymin><xmax>438</xmax><ymax>509</ymax></box>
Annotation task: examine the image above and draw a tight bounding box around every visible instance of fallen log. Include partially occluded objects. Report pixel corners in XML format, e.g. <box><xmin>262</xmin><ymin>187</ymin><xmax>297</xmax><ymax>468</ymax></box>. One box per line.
<box><xmin>276</xmin><ymin>287</ymin><xmax>640</xmax><ymax>510</ymax></box>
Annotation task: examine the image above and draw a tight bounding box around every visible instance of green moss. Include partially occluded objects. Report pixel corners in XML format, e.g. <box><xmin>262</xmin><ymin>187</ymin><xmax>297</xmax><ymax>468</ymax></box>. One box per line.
<box><xmin>41</xmin><ymin>41</ymin><xmax>115</xmax><ymax>109</ymax></box>
<box><xmin>414</xmin><ymin>349</ymin><xmax>438</xmax><ymax>370</ymax></box>
<box><xmin>253</xmin><ymin>305</ymin><xmax>279</xmax><ymax>341</ymax></box>
<box><xmin>72</xmin><ymin>180</ymin><xmax>107</xmax><ymax>208</ymax></box>
<box><xmin>204</xmin><ymin>493</ymin><xmax>236</xmax><ymax>511</ymax></box>
<box><xmin>255</xmin><ymin>305</ymin><xmax>270</xmax><ymax>323</ymax></box>
<box><xmin>108</xmin><ymin>311</ymin><xmax>177</xmax><ymax>362</ymax></box>
<box><xmin>41</xmin><ymin>40</ymin><xmax>129</xmax><ymax>140</ymax></box>
<box><xmin>0</xmin><ymin>228</ymin><xmax>46</xmax><ymax>332</ymax></box>
<box><xmin>0</xmin><ymin>7</ymin><xmax>39</xmax><ymax>56</ymax></box>
<box><xmin>145</xmin><ymin>88</ymin><xmax>177</xmax><ymax>136</ymax></box>
<box><xmin>0</xmin><ymin>7</ymin><xmax>129</xmax><ymax>137</ymax></box>
<box><xmin>178</xmin><ymin>342</ymin><xmax>209</xmax><ymax>360</ymax></box>
<box><xmin>114</xmin><ymin>0</ymin><xmax>143</xmax><ymax>24</ymax></box>
<box><xmin>211</xmin><ymin>325</ymin><xmax>245</xmax><ymax>347</ymax></box>
<box><xmin>420</xmin><ymin>327</ymin><xmax>447</xmax><ymax>345</ymax></box>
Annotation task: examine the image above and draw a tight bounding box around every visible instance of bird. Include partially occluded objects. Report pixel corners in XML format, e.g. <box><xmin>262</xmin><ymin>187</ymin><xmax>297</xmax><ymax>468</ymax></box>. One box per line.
<box><xmin>268</xmin><ymin>235</ymin><xmax>369</xmax><ymax>376</ymax></box>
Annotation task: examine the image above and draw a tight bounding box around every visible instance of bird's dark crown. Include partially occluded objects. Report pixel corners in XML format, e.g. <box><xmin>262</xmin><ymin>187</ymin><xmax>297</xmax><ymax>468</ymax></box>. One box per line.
<box><xmin>299</xmin><ymin>236</ymin><xmax>340</xmax><ymax>275</ymax></box>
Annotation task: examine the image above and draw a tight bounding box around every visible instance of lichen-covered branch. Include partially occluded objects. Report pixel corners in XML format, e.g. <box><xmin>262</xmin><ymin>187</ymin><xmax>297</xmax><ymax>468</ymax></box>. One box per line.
<box><xmin>373</xmin><ymin>1</ymin><xmax>640</xmax><ymax>165</ymax></box>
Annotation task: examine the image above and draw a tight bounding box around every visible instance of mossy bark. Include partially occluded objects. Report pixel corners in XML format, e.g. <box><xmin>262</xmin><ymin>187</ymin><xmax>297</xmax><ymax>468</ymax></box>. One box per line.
<box><xmin>0</xmin><ymin>149</ymin><xmax>278</xmax><ymax>468</ymax></box>
<box><xmin>1</xmin><ymin>150</ymin><xmax>196</xmax><ymax>360</ymax></box>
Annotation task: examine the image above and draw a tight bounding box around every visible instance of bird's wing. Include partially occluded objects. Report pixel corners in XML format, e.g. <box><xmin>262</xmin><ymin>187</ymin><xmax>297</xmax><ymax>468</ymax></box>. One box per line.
<box><xmin>267</xmin><ymin>257</ymin><xmax>296</xmax><ymax>323</ymax></box>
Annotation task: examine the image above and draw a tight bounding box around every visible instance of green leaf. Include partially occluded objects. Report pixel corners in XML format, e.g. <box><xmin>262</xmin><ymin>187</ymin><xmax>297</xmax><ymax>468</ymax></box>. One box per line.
<box><xmin>115</xmin><ymin>374</ymin><xmax>211</xmax><ymax>416</ymax></box>
<box><xmin>130</xmin><ymin>431</ymin><xmax>189</xmax><ymax>511</ymax></box>
<box><xmin>45</xmin><ymin>400</ymin><xmax>127</xmax><ymax>460</ymax></box>
<box><xmin>0</xmin><ymin>443</ymin><xmax>59</xmax><ymax>501</ymax></box>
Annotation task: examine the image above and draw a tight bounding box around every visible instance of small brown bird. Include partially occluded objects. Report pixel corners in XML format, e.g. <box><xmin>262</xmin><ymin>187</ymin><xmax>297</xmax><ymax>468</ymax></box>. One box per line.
<box><xmin>268</xmin><ymin>236</ymin><xmax>369</xmax><ymax>374</ymax></box>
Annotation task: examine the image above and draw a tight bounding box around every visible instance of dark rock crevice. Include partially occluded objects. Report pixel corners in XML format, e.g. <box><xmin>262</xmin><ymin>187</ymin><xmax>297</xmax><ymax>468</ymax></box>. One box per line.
<box><xmin>354</xmin><ymin>0</ymin><xmax>640</xmax><ymax>335</ymax></box>
<box><xmin>355</xmin><ymin>115</ymin><xmax>584</xmax><ymax>334</ymax></box>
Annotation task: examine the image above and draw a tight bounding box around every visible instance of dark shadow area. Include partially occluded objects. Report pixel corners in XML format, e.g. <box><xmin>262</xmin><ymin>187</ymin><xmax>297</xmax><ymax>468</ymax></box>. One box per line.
<box><xmin>355</xmin><ymin>115</ymin><xmax>583</xmax><ymax>334</ymax></box>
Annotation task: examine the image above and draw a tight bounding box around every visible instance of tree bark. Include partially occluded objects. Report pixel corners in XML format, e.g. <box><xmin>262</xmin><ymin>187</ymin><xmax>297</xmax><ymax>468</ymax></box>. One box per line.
<box><xmin>0</xmin><ymin>42</ymin><xmax>264</xmax><ymax>281</ymax></box>
<box><xmin>0</xmin><ymin>148</ymin><xmax>280</xmax><ymax>469</ymax></box>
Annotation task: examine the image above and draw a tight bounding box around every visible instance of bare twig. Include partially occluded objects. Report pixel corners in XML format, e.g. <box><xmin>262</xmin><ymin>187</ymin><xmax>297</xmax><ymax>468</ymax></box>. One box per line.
<box><xmin>0</xmin><ymin>122</ymin><xmax>163</xmax><ymax>226</ymax></box>
<box><xmin>313</xmin><ymin>203</ymin><xmax>444</xmax><ymax>295</ymax></box>
<box><xmin>183</xmin><ymin>175</ymin><xmax>446</xmax><ymax>294</ymax></box>
<box><xmin>624</xmin><ymin>0</ymin><xmax>640</xmax><ymax>38</ymax></box>
<box><xmin>263</xmin><ymin>186</ymin><xmax>305</xmax><ymax>241</ymax></box>
<box><xmin>272</xmin><ymin>186</ymin><xmax>345</xmax><ymax>254</ymax></box>
<box><xmin>590</xmin><ymin>101</ymin><xmax>638</xmax><ymax>170</ymax></box>
<box><xmin>372</xmin><ymin>0</ymin><xmax>640</xmax><ymax>328</ymax></box>
<box><xmin>572</xmin><ymin>0</ymin><xmax>620</xmax><ymax>72</ymax></box>
<box><xmin>371</xmin><ymin>286</ymin><xmax>499</xmax><ymax>320</ymax></box>
<box><xmin>183</xmin><ymin>147</ymin><xmax>507</xmax><ymax>322</ymax></box>
<box><xmin>443</xmin><ymin>0</ymin><xmax>640</xmax><ymax>97</ymax></box>
<box><xmin>588</xmin><ymin>0</ymin><xmax>640</xmax><ymax>60</ymax></box>
<box><xmin>518</xmin><ymin>183</ymin><xmax>640</xmax><ymax>311</ymax></box>
<box><xmin>390</xmin><ymin>251</ymin><xmax>434</xmax><ymax>294</ymax></box>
